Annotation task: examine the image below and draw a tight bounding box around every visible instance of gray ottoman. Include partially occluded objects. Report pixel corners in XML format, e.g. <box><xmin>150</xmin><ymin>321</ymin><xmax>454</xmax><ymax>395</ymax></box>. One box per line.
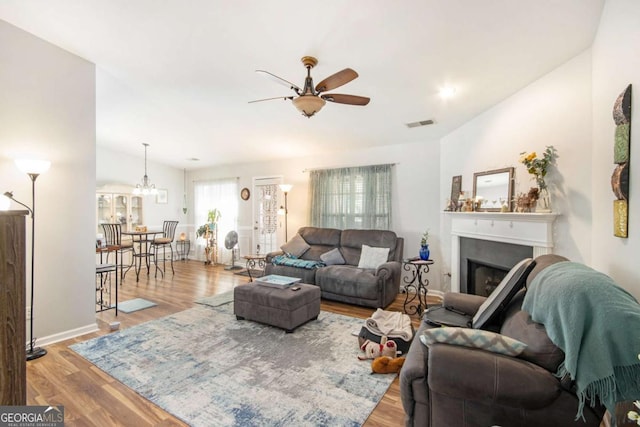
<box><xmin>234</xmin><ymin>283</ymin><xmax>321</xmax><ymax>332</ymax></box>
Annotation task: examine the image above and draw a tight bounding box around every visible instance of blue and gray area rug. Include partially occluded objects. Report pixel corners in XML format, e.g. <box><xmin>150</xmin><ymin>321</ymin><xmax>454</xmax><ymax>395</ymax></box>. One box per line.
<box><xmin>71</xmin><ymin>295</ymin><xmax>395</xmax><ymax>426</ymax></box>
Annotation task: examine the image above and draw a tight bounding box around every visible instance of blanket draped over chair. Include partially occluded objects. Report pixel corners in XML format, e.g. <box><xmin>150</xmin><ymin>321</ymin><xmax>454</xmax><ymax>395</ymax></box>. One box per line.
<box><xmin>523</xmin><ymin>262</ymin><xmax>640</xmax><ymax>422</ymax></box>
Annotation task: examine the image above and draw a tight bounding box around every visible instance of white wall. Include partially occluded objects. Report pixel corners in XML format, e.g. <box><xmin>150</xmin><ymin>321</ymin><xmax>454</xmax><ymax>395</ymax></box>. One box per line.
<box><xmin>591</xmin><ymin>0</ymin><xmax>640</xmax><ymax>297</ymax></box>
<box><xmin>96</xmin><ymin>145</ymin><xmax>188</xmax><ymax>236</ymax></box>
<box><xmin>187</xmin><ymin>140</ymin><xmax>442</xmax><ymax>282</ymax></box>
<box><xmin>439</xmin><ymin>51</ymin><xmax>594</xmax><ymax>291</ymax></box>
<box><xmin>0</xmin><ymin>20</ymin><xmax>97</xmax><ymax>342</ymax></box>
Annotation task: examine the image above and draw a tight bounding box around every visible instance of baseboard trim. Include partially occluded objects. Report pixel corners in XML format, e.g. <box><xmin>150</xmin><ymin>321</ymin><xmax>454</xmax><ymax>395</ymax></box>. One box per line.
<box><xmin>428</xmin><ymin>289</ymin><xmax>444</xmax><ymax>299</ymax></box>
<box><xmin>34</xmin><ymin>323</ymin><xmax>99</xmax><ymax>347</ymax></box>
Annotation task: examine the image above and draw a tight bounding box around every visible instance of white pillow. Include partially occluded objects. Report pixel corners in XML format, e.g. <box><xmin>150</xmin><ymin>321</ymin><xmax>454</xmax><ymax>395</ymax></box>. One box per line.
<box><xmin>357</xmin><ymin>245</ymin><xmax>390</xmax><ymax>269</ymax></box>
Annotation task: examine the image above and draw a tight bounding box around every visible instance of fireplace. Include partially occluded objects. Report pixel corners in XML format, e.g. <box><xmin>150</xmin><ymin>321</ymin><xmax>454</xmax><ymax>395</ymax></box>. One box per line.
<box><xmin>468</xmin><ymin>260</ymin><xmax>509</xmax><ymax>297</ymax></box>
<box><xmin>459</xmin><ymin>237</ymin><xmax>532</xmax><ymax>295</ymax></box>
<box><xmin>446</xmin><ymin>212</ymin><xmax>558</xmax><ymax>293</ymax></box>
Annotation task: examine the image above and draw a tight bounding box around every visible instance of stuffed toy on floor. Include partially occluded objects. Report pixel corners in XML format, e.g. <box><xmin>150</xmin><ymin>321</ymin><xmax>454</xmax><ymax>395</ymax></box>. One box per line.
<box><xmin>371</xmin><ymin>356</ymin><xmax>405</xmax><ymax>374</ymax></box>
<box><xmin>358</xmin><ymin>336</ymin><xmax>397</xmax><ymax>360</ymax></box>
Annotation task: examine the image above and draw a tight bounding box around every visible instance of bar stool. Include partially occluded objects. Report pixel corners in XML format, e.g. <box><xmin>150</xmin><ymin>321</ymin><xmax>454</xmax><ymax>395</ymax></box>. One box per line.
<box><xmin>101</xmin><ymin>223</ymin><xmax>134</xmax><ymax>280</ymax></box>
<box><xmin>151</xmin><ymin>220</ymin><xmax>178</xmax><ymax>277</ymax></box>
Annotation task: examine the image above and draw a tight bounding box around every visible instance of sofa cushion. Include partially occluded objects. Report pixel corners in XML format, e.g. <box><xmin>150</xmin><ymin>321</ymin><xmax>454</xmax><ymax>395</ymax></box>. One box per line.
<box><xmin>316</xmin><ymin>266</ymin><xmax>380</xmax><ymax>300</ymax></box>
<box><xmin>320</xmin><ymin>248</ymin><xmax>345</xmax><ymax>265</ymax></box>
<box><xmin>298</xmin><ymin>227</ymin><xmax>341</xmax><ymax>261</ymax></box>
<box><xmin>420</xmin><ymin>327</ymin><xmax>528</xmax><ymax>356</ymax></box>
<box><xmin>500</xmin><ymin>308</ymin><xmax>565</xmax><ymax>372</ymax></box>
<box><xmin>340</xmin><ymin>229</ymin><xmax>398</xmax><ymax>265</ymax></box>
<box><xmin>357</xmin><ymin>245</ymin><xmax>390</xmax><ymax>269</ymax></box>
<box><xmin>280</xmin><ymin>233</ymin><xmax>311</xmax><ymax>258</ymax></box>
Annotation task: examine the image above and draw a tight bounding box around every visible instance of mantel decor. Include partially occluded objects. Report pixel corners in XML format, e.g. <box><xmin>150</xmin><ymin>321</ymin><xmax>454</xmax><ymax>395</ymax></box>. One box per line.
<box><xmin>519</xmin><ymin>146</ymin><xmax>557</xmax><ymax>213</ymax></box>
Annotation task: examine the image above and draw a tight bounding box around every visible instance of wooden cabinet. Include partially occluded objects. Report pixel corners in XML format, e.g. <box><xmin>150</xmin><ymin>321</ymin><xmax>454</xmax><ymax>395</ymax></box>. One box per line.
<box><xmin>0</xmin><ymin>210</ymin><xmax>27</xmax><ymax>405</ymax></box>
<box><xmin>96</xmin><ymin>191</ymin><xmax>143</xmax><ymax>233</ymax></box>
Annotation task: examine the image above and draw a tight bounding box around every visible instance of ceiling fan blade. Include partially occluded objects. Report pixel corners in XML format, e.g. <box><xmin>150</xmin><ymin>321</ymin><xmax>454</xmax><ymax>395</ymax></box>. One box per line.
<box><xmin>321</xmin><ymin>93</ymin><xmax>370</xmax><ymax>106</ymax></box>
<box><xmin>248</xmin><ymin>96</ymin><xmax>294</xmax><ymax>104</ymax></box>
<box><xmin>256</xmin><ymin>70</ymin><xmax>301</xmax><ymax>93</ymax></box>
<box><xmin>315</xmin><ymin>68</ymin><xmax>358</xmax><ymax>93</ymax></box>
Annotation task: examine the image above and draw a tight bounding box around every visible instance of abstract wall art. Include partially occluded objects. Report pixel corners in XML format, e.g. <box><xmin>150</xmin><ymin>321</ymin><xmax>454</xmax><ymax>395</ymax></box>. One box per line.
<box><xmin>611</xmin><ymin>84</ymin><xmax>632</xmax><ymax>238</ymax></box>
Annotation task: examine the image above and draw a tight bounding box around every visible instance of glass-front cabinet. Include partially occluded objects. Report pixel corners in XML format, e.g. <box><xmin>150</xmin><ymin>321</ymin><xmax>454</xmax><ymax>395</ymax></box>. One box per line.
<box><xmin>96</xmin><ymin>189</ymin><xmax>143</xmax><ymax>234</ymax></box>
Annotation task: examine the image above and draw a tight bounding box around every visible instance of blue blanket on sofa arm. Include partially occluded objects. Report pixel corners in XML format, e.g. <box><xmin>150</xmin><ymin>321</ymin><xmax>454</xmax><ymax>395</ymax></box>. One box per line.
<box><xmin>522</xmin><ymin>261</ymin><xmax>640</xmax><ymax>423</ymax></box>
<box><xmin>271</xmin><ymin>254</ymin><xmax>326</xmax><ymax>270</ymax></box>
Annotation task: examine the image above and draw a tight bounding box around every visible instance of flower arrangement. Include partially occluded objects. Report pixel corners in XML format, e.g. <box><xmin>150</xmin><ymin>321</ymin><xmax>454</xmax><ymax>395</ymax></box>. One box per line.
<box><xmin>420</xmin><ymin>230</ymin><xmax>429</xmax><ymax>246</ymax></box>
<box><xmin>519</xmin><ymin>146</ymin><xmax>558</xmax><ymax>190</ymax></box>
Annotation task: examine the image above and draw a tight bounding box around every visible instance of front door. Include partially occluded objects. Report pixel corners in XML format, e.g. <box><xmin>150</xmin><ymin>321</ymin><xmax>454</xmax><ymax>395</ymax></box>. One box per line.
<box><xmin>252</xmin><ymin>177</ymin><xmax>282</xmax><ymax>255</ymax></box>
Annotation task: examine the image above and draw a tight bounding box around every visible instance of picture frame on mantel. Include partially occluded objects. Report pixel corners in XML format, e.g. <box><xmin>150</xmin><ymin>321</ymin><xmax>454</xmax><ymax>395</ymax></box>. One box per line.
<box><xmin>156</xmin><ymin>188</ymin><xmax>168</xmax><ymax>204</ymax></box>
<box><xmin>449</xmin><ymin>175</ymin><xmax>462</xmax><ymax>211</ymax></box>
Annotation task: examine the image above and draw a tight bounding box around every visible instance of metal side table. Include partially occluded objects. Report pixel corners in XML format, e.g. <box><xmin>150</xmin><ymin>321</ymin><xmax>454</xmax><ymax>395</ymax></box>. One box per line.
<box><xmin>402</xmin><ymin>258</ymin><xmax>433</xmax><ymax>316</ymax></box>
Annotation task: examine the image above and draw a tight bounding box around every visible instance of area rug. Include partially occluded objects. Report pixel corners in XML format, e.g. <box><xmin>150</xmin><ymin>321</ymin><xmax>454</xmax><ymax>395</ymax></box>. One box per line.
<box><xmin>113</xmin><ymin>298</ymin><xmax>157</xmax><ymax>313</ymax></box>
<box><xmin>71</xmin><ymin>304</ymin><xmax>394</xmax><ymax>427</ymax></box>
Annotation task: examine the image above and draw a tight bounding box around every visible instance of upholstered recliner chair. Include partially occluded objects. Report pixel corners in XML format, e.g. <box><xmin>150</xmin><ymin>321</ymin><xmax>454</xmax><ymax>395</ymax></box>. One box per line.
<box><xmin>400</xmin><ymin>255</ymin><xmax>607</xmax><ymax>427</ymax></box>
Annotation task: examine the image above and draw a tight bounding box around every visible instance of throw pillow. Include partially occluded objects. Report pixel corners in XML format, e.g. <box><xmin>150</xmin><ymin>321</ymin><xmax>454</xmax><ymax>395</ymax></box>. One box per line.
<box><xmin>280</xmin><ymin>233</ymin><xmax>311</xmax><ymax>258</ymax></box>
<box><xmin>320</xmin><ymin>248</ymin><xmax>345</xmax><ymax>265</ymax></box>
<box><xmin>420</xmin><ymin>327</ymin><xmax>527</xmax><ymax>356</ymax></box>
<box><xmin>471</xmin><ymin>258</ymin><xmax>536</xmax><ymax>330</ymax></box>
<box><xmin>357</xmin><ymin>245</ymin><xmax>390</xmax><ymax>269</ymax></box>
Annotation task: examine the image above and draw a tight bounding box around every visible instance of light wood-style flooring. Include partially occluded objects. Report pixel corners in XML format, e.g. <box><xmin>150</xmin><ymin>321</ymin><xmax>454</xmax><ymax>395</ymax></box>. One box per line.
<box><xmin>27</xmin><ymin>258</ymin><xmax>437</xmax><ymax>426</ymax></box>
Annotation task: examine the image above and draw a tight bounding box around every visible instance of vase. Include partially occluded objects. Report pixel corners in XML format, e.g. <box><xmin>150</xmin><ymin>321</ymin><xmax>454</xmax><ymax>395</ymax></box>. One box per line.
<box><xmin>536</xmin><ymin>187</ymin><xmax>552</xmax><ymax>213</ymax></box>
<box><xmin>419</xmin><ymin>244</ymin><xmax>430</xmax><ymax>261</ymax></box>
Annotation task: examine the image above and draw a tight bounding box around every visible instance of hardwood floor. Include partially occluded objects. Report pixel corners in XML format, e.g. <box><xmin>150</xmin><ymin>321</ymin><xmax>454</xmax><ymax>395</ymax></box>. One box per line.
<box><xmin>27</xmin><ymin>259</ymin><xmax>437</xmax><ymax>426</ymax></box>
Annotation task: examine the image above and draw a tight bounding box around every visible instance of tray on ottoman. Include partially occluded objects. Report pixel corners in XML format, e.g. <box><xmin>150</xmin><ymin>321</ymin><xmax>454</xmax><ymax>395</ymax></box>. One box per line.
<box><xmin>234</xmin><ymin>282</ymin><xmax>321</xmax><ymax>332</ymax></box>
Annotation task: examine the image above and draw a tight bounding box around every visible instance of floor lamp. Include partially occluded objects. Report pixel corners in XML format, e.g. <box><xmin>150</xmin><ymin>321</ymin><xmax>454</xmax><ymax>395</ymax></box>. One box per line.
<box><xmin>8</xmin><ymin>158</ymin><xmax>51</xmax><ymax>361</ymax></box>
<box><xmin>279</xmin><ymin>184</ymin><xmax>292</xmax><ymax>241</ymax></box>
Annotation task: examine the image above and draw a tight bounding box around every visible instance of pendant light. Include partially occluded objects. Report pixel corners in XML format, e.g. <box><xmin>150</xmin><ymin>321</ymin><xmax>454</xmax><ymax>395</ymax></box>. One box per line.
<box><xmin>133</xmin><ymin>143</ymin><xmax>157</xmax><ymax>195</ymax></box>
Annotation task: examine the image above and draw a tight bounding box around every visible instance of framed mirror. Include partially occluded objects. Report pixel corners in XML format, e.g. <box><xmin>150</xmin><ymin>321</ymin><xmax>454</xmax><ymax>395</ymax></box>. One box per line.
<box><xmin>472</xmin><ymin>167</ymin><xmax>514</xmax><ymax>211</ymax></box>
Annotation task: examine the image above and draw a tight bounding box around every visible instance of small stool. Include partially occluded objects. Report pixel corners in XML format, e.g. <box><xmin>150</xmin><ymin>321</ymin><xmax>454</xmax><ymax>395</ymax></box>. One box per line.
<box><xmin>234</xmin><ymin>283</ymin><xmax>321</xmax><ymax>332</ymax></box>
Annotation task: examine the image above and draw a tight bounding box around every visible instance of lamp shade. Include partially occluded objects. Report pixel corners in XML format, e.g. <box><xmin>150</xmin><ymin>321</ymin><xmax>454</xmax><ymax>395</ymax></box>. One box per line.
<box><xmin>292</xmin><ymin>95</ymin><xmax>325</xmax><ymax>117</ymax></box>
<box><xmin>14</xmin><ymin>159</ymin><xmax>51</xmax><ymax>175</ymax></box>
<box><xmin>279</xmin><ymin>184</ymin><xmax>293</xmax><ymax>193</ymax></box>
<box><xmin>0</xmin><ymin>195</ymin><xmax>10</xmax><ymax>211</ymax></box>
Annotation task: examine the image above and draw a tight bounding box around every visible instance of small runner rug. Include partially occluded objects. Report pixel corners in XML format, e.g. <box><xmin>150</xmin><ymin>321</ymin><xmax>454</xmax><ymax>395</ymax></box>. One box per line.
<box><xmin>71</xmin><ymin>303</ymin><xmax>394</xmax><ymax>426</ymax></box>
<box><xmin>114</xmin><ymin>298</ymin><xmax>157</xmax><ymax>313</ymax></box>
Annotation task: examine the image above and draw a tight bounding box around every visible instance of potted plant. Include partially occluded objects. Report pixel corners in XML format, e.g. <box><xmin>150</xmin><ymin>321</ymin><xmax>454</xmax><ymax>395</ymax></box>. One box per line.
<box><xmin>196</xmin><ymin>208</ymin><xmax>222</xmax><ymax>238</ymax></box>
<box><xmin>419</xmin><ymin>230</ymin><xmax>430</xmax><ymax>261</ymax></box>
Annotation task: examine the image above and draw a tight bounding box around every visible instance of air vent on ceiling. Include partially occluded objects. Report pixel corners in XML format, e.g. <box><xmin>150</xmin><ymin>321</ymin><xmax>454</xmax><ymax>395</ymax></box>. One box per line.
<box><xmin>405</xmin><ymin>119</ymin><xmax>435</xmax><ymax>129</ymax></box>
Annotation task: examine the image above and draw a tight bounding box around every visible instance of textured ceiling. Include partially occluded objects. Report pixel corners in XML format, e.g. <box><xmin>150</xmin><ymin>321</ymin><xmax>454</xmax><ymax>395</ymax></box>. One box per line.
<box><xmin>0</xmin><ymin>0</ymin><xmax>604</xmax><ymax>169</ymax></box>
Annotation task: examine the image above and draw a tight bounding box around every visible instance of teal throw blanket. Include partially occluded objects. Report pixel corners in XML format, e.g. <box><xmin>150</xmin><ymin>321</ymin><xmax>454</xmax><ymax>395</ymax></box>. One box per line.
<box><xmin>271</xmin><ymin>254</ymin><xmax>325</xmax><ymax>270</ymax></box>
<box><xmin>522</xmin><ymin>262</ymin><xmax>640</xmax><ymax>422</ymax></box>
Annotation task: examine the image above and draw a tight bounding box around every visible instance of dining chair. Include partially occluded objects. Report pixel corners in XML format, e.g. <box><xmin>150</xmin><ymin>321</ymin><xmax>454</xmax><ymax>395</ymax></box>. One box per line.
<box><xmin>100</xmin><ymin>223</ymin><xmax>134</xmax><ymax>280</ymax></box>
<box><xmin>152</xmin><ymin>220</ymin><xmax>179</xmax><ymax>277</ymax></box>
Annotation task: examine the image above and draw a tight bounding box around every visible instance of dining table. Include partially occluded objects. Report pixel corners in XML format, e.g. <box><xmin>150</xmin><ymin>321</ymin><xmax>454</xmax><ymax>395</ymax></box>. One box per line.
<box><xmin>122</xmin><ymin>230</ymin><xmax>163</xmax><ymax>281</ymax></box>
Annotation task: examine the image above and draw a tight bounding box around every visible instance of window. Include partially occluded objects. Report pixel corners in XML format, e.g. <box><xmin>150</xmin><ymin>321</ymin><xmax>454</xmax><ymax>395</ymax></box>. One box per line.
<box><xmin>194</xmin><ymin>178</ymin><xmax>239</xmax><ymax>262</ymax></box>
<box><xmin>309</xmin><ymin>164</ymin><xmax>392</xmax><ymax>230</ymax></box>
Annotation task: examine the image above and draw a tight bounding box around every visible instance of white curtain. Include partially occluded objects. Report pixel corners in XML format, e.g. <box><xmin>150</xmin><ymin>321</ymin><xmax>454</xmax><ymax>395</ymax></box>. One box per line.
<box><xmin>194</xmin><ymin>178</ymin><xmax>239</xmax><ymax>263</ymax></box>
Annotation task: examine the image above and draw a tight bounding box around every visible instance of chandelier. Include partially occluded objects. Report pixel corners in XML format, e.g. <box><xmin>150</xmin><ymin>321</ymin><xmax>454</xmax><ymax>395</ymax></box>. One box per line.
<box><xmin>133</xmin><ymin>143</ymin><xmax>157</xmax><ymax>195</ymax></box>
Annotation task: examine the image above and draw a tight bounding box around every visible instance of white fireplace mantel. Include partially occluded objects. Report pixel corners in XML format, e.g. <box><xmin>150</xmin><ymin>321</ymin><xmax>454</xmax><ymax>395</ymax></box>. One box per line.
<box><xmin>445</xmin><ymin>212</ymin><xmax>558</xmax><ymax>292</ymax></box>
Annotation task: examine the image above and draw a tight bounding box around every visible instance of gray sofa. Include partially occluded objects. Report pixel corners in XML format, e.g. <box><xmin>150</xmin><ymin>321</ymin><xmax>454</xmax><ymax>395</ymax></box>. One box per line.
<box><xmin>400</xmin><ymin>254</ymin><xmax>607</xmax><ymax>427</ymax></box>
<box><xmin>264</xmin><ymin>226</ymin><xmax>404</xmax><ymax>308</ymax></box>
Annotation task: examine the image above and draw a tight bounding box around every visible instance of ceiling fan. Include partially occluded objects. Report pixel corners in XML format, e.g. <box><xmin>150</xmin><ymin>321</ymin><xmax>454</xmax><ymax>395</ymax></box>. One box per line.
<box><xmin>250</xmin><ymin>56</ymin><xmax>370</xmax><ymax>118</ymax></box>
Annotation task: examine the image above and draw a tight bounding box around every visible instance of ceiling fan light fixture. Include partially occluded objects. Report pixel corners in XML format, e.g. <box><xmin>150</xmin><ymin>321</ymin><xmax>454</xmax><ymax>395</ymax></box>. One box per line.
<box><xmin>292</xmin><ymin>95</ymin><xmax>326</xmax><ymax>118</ymax></box>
